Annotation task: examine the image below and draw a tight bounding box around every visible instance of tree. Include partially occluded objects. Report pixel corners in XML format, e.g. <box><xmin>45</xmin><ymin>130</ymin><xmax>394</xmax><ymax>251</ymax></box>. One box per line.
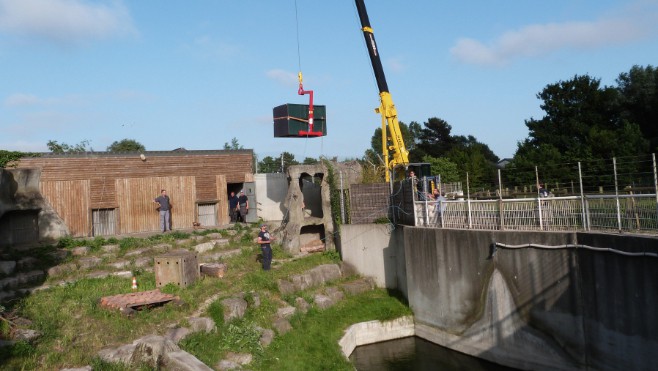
<box><xmin>107</xmin><ymin>139</ymin><xmax>145</xmax><ymax>152</ymax></box>
<box><xmin>511</xmin><ymin>74</ymin><xmax>648</xmax><ymax>188</ymax></box>
<box><xmin>47</xmin><ymin>139</ymin><xmax>92</xmax><ymax>153</ymax></box>
<box><xmin>223</xmin><ymin>137</ymin><xmax>243</xmax><ymax>150</ymax></box>
<box><xmin>368</xmin><ymin>121</ymin><xmax>417</xmax><ymax>164</ymax></box>
<box><xmin>257</xmin><ymin>152</ymin><xmax>300</xmax><ymax>173</ymax></box>
<box><xmin>302</xmin><ymin>157</ymin><xmax>319</xmax><ymax>165</ymax></box>
<box><xmin>422</xmin><ymin>156</ymin><xmax>459</xmax><ymax>183</ymax></box>
<box><xmin>616</xmin><ymin>65</ymin><xmax>658</xmax><ymax>151</ymax></box>
<box><xmin>416</xmin><ymin>117</ymin><xmax>455</xmax><ymax>159</ymax></box>
<box><xmin>258</xmin><ymin>156</ymin><xmax>280</xmax><ymax>173</ymax></box>
<box><xmin>281</xmin><ymin>151</ymin><xmax>300</xmax><ymax>173</ymax></box>
<box><xmin>0</xmin><ymin>150</ymin><xmax>39</xmax><ymax>168</ymax></box>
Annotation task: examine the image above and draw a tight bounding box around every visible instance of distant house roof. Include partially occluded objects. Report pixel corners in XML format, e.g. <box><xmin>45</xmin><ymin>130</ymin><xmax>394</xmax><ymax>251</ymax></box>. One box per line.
<box><xmin>497</xmin><ymin>158</ymin><xmax>512</xmax><ymax>168</ymax></box>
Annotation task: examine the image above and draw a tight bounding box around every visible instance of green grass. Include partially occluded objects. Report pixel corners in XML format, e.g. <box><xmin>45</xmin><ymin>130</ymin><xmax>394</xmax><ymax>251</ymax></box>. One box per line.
<box><xmin>253</xmin><ymin>290</ymin><xmax>411</xmax><ymax>371</ymax></box>
<box><xmin>1</xmin><ymin>224</ymin><xmax>411</xmax><ymax>370</ymax></box>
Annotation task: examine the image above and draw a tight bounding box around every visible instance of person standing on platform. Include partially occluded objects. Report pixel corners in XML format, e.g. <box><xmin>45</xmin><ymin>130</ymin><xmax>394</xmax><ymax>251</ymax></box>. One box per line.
<box><xmin>153</xmin><ymin>189</ymin><xmax>171</xmax><ymax>232</ymax></box>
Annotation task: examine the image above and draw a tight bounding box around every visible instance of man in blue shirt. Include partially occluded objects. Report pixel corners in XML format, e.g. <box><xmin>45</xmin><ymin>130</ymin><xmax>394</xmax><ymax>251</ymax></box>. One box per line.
<box><xmin>154</xmin><ymin>189</ymin><xmax>171</xmax><ymax>232</ymax></box>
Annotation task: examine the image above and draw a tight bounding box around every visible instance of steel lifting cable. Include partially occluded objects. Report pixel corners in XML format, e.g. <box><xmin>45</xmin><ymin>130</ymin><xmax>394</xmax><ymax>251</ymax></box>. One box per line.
<box><xmin>294</xmin><ymin>0</ymin><xmax>314</xmax><ymax>155</ymax></box>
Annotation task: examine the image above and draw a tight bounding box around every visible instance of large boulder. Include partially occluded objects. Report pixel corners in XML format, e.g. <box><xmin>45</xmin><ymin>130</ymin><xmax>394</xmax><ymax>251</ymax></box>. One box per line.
<box><xmin>164</xmin><ymin>350</ymin><xmax>213</xmax><ymax>371</ymax></box>
<box><xmin>130</xmin><ymin>335</ymin><xmax>180</xmax><ymax>368</ymax></box>
<box><xmin>221</xmin><ymin>297</ymin><xmax>248</xmax><ymax>323</ymax></box>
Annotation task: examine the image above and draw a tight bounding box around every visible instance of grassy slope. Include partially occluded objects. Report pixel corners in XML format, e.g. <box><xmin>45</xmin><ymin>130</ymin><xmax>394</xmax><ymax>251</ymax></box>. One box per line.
<box><xmin>0</xmin><ymin>225</ymin><xmax>410</xmax><ymax>370</ymax></box>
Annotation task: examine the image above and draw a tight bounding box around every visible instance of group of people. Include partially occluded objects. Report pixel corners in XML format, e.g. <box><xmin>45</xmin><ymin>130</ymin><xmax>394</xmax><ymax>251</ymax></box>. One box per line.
<box><xmin>228</xmin><ymin>190</ymin><xmax>249</xmax><ymax>223</ymax></box>
<box><xmin>153</xmin><ymin>188</ymin><xmax>273</xmax><ymax>271</ymax></box>
<box><xmin>230</xmin><ymin>191</ymin><xmax>273</xmax><ymax>270</ymax></box>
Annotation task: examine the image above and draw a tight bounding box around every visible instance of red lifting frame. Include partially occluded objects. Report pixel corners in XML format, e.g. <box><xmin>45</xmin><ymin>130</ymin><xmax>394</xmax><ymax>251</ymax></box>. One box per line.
<box><xmin>297</xmin><ymin>81</ymin><xmax>323</xmax><ymax>137</ymax></box>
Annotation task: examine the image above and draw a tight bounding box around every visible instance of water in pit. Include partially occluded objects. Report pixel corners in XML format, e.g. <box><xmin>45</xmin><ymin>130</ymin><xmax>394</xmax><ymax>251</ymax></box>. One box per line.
<box><xmin>350</xmin><ymin>336</ymin><xmax>519</xmax><ymax>371</ymax></box>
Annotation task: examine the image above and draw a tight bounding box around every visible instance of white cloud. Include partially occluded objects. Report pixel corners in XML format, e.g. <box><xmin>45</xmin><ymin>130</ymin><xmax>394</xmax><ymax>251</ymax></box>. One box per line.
<box><xmin>266</xmin><ymin>69</ymin><xmax>298</xmax><ymax>87</ymax></box>
<box><xmin>4</xmin><ymin>92</ymin><xmax>84</xmax><ymax>107</ymax></box>
<box><xmin>451</xmin><ymin>16</ymin><xmax>653</xmax><ymax>67</ymax></box>
<box><xmin>191</xmin><ymin>35</ymin><xmax>241</xmax><ymax>60</ymax></box>
<box><xmin>4</xmin><ymin>93</ymin><xmax>41</xmax><ymax>106</ymax></box>
<box><xmin>0</xmin><ymin>0</ymin><xmax>136</xmax><ymax>46</ymax></box>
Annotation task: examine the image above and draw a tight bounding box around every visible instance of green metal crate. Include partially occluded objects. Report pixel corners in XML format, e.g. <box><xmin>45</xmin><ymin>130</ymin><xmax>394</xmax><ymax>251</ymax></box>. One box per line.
<box><xmin>273</xmin><ymin>103</ymin><xmax>327</xmax><ymax>137</ymax></box>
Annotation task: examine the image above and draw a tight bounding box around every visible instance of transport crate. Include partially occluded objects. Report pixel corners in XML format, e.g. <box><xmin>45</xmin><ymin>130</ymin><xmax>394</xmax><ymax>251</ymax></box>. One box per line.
<box><xmin>273</xmin><ymin>103</ymin><xmax>327</xmax><ymax>137</ymax></box>
<box><xmin>154</xmin><ymin>250</ymin><xmax>198</xmax><ymax>288</ymax></box>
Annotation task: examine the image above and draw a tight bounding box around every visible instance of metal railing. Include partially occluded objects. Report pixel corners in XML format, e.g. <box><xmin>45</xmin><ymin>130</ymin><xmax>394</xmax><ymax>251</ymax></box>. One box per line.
<box><xmin>414</xmin><ymin>194</ymin><xmax>658</xmax><ymax>234</ymax></box>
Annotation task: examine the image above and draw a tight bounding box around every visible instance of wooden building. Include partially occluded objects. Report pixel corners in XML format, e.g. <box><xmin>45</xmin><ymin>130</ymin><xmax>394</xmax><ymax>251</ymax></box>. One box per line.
<box><xmin>11</xmin><ymin>150</ymin><xmax>253</xmax><ymax>238</ymax></box>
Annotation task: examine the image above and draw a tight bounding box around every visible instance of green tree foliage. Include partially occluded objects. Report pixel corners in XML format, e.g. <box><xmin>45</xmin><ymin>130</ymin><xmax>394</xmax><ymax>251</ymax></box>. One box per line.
<box><xmin>302</xmin><ymin>157</ymin><xmax>319</xmax><ymax>165</ymax></box>
<box><xmin>0</xmin><ymin>150</ymin><xmax>40</xmax><ymax>168</ymax></box>
<box><xmin>258</xmin><ymin>156</ymin><xmax>279</xmax><ymax>173</ymax></box>
<box><xmin>616</xmin><ymin>65</ymin><xmax>658</xmax><ymax>152</ymax></box>
<box><xmin>510</xmin><ymin>73</ymin><xmax>649</xmax><ymax>187</ymax></box>
<box><xmin>365</xmin><ymin>116</ymin><xmax>499</xmax><ymax>185</ymax></box>
<box><xmin>47</xmin><ymin>139</ymin><xmax>92</xmax><ymax>153</ymax></box>
<box><xmin>367</xmin><ymin>121</ymin><xmax>417</xmax><ymax>164</ymax></box>
<box><xmin>106</xmin><ymin>138</ymin><xmax>145</xmax><ymax>152</ymax></box>
<box><xmin>257</xmin><ymin>152</ymin><xmax>300</xmax><ymax>173</ymax></box>
<box><xmin>415</xmin><ymin>117</ymin><xmax>455</xmax><ymax>159</ymax></box>
<box><xmin>421</xmin><ymin>156</ymin><xmax>459</xmax><ymax>182</ymax></box>
<box><xmin>223</xmin><ymin>137</ymin><xmax>244</xmax><ymax>150</ymax></box>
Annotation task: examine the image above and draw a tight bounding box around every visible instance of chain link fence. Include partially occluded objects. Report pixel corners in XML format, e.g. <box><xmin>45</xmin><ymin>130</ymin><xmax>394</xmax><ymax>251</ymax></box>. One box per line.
<box><xmin>399</xmin><ymin>154</ymin><xmax>658</xmax><ymax>234</ymax></box>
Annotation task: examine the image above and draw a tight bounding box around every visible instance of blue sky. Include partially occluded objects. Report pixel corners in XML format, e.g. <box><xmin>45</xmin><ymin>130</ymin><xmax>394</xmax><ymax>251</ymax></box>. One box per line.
<box><xmin>1</xmin><ymin>0</ymin><xmax>657</xmax><ymax>162</ymax></box>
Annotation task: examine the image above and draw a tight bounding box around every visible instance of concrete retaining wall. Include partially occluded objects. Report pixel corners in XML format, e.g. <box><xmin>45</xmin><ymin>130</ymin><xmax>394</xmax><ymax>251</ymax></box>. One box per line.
<box><xmin>339</xmin><ymin>225</ymin><xmax>658</xmax><ymax>370</ymax></box>
<box><xmin>404</xmin><ymin>228</ymin><xmax>658</xmax><ymax>371</ymax></box>
<box><xmin>339</xmin><ymin>316</ymin><xmax>415</xmax><ymax>358</ymax></box>
<box><xmin>340</xmin><ymin>224</ymin><xmax>406</xmax><ymax>291</ymax></box>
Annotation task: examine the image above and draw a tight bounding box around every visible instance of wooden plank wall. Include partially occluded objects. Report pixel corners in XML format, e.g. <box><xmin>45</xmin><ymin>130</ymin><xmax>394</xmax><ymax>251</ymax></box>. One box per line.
<box><xmin>196</xmin><ymin>175</ymin><xmax>217</xmax><ymax>201</ymax></box>
<box><xmin>40</xmin><ymin>180</ymin><xmax>90</xmax><ymax>237</ymax></box>
<box><xmin>90</xmin><ymin>177</ymin><xmax>118</xmax><ymax>209</ymax></box>
<box><xmin>216</xmin><ymin>175</ymin><xmax>228</xmax><ymax>225</ymax></box>
<box><xmin>15</xmin><ymin>151</ymin><xmax>252</xmax><ymax>236</ymax></box>
<box><xmin>116</xmin><ymin>176</ymin><xmax>196</xmax><ymax>234</ymax></box>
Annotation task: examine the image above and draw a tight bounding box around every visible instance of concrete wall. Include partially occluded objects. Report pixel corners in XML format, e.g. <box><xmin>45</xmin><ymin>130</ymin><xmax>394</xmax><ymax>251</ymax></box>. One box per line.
<box><xmin>340</xmin><ymin>224</ymin><xmax>406</xmax><ymax>293</ymax></box>
<box><xmin>253</xmin><ymin>173</ymin><xmax>288</xmax><ymax>221</ymax></box>
<box><xmin>0</xmin><ymin>169</ymin><xmax>68</xmax><ymax>246</ymax></box>
<box><xmin>404</xmin><ymin>228</ymin><xmax>658</xmax><ymax>371</ymax></box>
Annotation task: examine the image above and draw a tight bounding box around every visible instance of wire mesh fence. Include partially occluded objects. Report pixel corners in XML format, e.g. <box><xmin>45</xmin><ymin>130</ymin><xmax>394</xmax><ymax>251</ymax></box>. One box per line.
<box><xmin>403</xmin><ymin>154</ymin><xmax>658</xmax><ymax>235</ymax></box>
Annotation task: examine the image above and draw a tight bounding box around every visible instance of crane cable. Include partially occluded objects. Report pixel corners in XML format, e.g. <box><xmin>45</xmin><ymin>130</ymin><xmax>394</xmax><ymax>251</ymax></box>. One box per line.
<box><xmin>294</xmin><ymin>0</ymin><xmax>302</xmax><ymax>74</ymax></box>
<box><xmin>293</xmin><ymin>0</ymin><xmax>324</xmax><ymax>158</ymax></box>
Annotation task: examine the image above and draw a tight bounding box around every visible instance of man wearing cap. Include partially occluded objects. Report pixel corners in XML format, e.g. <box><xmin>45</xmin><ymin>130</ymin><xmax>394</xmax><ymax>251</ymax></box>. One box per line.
<box><xmin>257</xmin><ymin>224</ymin><xmax>274</xmax><ymax>270</ymax></box>
<box><xmin>237</xmin><ymin>190</ymin><xmax>249</xmax><ymax>223</ymax></box>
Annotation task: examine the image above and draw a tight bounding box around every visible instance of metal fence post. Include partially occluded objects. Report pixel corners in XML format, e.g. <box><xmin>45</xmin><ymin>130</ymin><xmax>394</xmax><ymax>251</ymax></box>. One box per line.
<box><xmin>339</xmin><ymin>171</ymin><xmax>345</xmax><ymax>224</ymax></box>
<box><xmin>466</xmin><ymin>172</ymin><xmax>472</xmax><ymax>229</ymax></box>
<box><xmin>538</xmin><ymin>196</ymin><xmax>544</xmax><ymax>230</ymax></box>
<box><xmin>578</xmin><ymin>162</ymin><xmax>587</xmax><ymax>231</ymax></box>
<box><xmin>613</xmin><ymin>157</ymin><xmax>622</xmax><ymax>232</ymax></box>
<box><xmin>498</xmin><ymin>169</ymin><xmax>505</xmax><ymax>230</ymax></box>
<box><xmin>653</xmin><ymin>153</ymin><xmax>657</xmax><ymax>223</ymax></box>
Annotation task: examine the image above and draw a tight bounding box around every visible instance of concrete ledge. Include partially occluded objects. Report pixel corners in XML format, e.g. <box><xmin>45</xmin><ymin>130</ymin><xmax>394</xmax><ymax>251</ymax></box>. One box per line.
<box><xmin>339</xmin><ymin>316</ymin><xmax>415</xmax><ymax>358</ymax></box>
